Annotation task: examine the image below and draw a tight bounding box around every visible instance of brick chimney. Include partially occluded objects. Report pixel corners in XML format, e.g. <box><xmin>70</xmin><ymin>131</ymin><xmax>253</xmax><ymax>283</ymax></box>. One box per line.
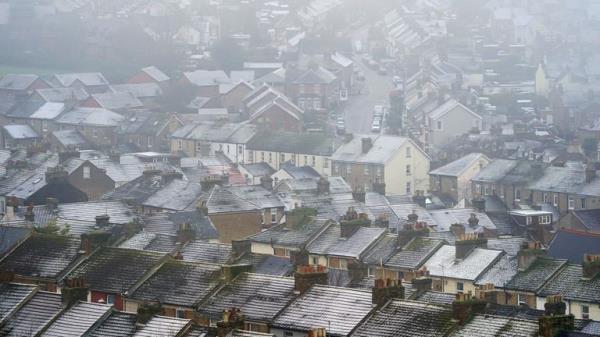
<box><xmin>294</xmin><ymin>265</ymin><xmax>328</xmax><ymax>294</ymax></box>
<box><xmin>413</xmin><ymin>190</ymin><xmax>426</xmax><ymax>208</ymax></box>
<box><xmin>352</xmin><ymin>188</ymin><xmax>366</xmax><ymax>202</ymax></box>
<box><xmin>95</xmin><ymin>214</ymin><xmax>110</xmax><ymax>228</ymax></box>
<box><xmin>46</xmin><ymin>197</ymin><xmax>58</xmax><ymax>212</ymax></box>
<box><xmin>216</xmin><ymin>308</ymin><xmax>244</xmax><ymax>337</ymax></box>
<box><xmin>372</xmin><ymin>181</ymin><xmax>386</xmax><ymax>195</ymax></box>
<box><xmin>582</xmin><ymin>254</ymin><xmax>600</xmax><ymax>280</ymax></box>
<box><xmin>45</xmin><ymin>166</ymin><xmax>68</xmax><ymax>184</ymax></box>
<box><xmin>260</xmin><ymin>175</ymin><xmax>273</xmax><ymax>191</ymax></box>
<box><xmin>411</xmin><ymin>268</ymin><xmax>432</xmax><ymax>294</ymax></box>
<box><xmin>339</xmin><ymin>208</ymin><xmax>370</xmax><ymax>238</ymax></box>
<box><xmin>61</xmin><ymin>277</ymin><xmax>88</xmax><ymax>308</ymax></box>
<box><xmin>136</xmin><ymin>300</ymin><xmax>163</xmax><ymax>325</ymax></box>
<box><xmin>455</xmin><ymin>233</ymin><xmax>487</xmax><ymax>260</ymax></box>
<box><xmin>58</xmin><ymin>150</ymin><xmax>80</xmax><ymax>164</ymax></box>
<box><xmin>372</xmin><ymin>278</ymin><xmax>404</xmax><ymax>306</ymax></box>
<box><xmin>361</xmin><ymin>137</ymin><xmax>372</xmax><ymax>154</ymax></box>
<box><xmin>471</xmin><ymin>196</ymin><xmax>486</xmax><ymax>212</ymax></box>
<box><xmin>452</xmin><ymin>292</ymin><xmax>487</xmax><ymax>325</ymax></box>
<box><xmin>450</xmin><ymin>223</ymin><xmax>466</xmax><ymax>238</ymax></box>
<box><xmin>474</xmin><ymin>283</ymin><xmax>498</xmax><ymax>304</ymax></box>
<box><xmin>316</xmin><ymin>177</ymin><xmax>330</xmax><ymax>195</ymax></box>
<box><xmin>517</xmin><ymin>241</ymin><xmax>544</xmax><ymax>271</ymax></box>
<box><xmin>176</xmin><ymin>222</ymin><xmax>196</xmax><ymax>244</ymax></box>
<box><xmin>467</xmin><ymin>213</ymin><xmax>479</xmax><ymax>228</ymax></box>
<box><xmin>24</xmin><ymin>204</ymin><xmax>35</xmax><ymax>223</ymax></box>
<box><xmin>539</xmin><ymin>295</ymin><xmax>574</xmax><ymax>337</ymax></box>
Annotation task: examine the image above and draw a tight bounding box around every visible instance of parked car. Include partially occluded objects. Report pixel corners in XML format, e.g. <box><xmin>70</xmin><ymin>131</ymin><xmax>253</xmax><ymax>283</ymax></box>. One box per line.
<box><xmin>371</xmin><ymin>119</ymin><xmax>381</xmax><ymax>133</ymax></box>
<box><xmin>336</xmin><ymin>117</ymin><xmax>345</xmax><ymax>134</ymax></box>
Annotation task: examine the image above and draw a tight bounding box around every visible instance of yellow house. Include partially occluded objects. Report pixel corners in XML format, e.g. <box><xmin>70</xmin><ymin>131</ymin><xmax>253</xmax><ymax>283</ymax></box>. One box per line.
<box><xmin>330</xmin><ymin>135</ymin><xmax>430</xmax><ymax>195</ymax></box>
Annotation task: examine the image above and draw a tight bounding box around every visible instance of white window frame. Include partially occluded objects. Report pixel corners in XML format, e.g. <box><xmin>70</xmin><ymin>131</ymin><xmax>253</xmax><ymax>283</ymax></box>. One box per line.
<box><xmin>582</xmin><ymin>305</ymin><xmax>590</xmax><ymax>319</ymax></box>
<box><xmin>526</xmin><ymin>216</ymin><xmax>532</xmax><ymax>225</ymax></box>
<box><xmin>406</xmin><ymin>182</ymin><xmax>411</xmax><ymax>194</ymax></box>
<box><xmin>457</xmin><ymin>282</ymin><xmax>464</xmax><ymax>293</ymax></box>
<box><xmin>539</xmin><ymin>215</ymin><xmax>551</xmax><ymax>225</ymax></box>
<box><xmin>271</xmin><ymin>208</ymin><xmax>277</xmax><ymax>223</ymax></box>
<box><xmin>517</xmin><ymin>293</ymin><xmax>527</xmax><ymax>306</ymax></box>
<box><xmin>406</xmin><ymin>164</ymin><xmax>411</xmax><ymax>176</ymax></box>
<box><xmin>581</xmin><ymin>198</ymin><xmax>587</xmax><ymax>209</ymax></box>
<box><xmin>106</xmin><ymin>294</ymin><xmax>115</xmax><ymax>305</ymax></box>
<box><xmin>83</xmin><ymin>166</ymin><xmax>91</xmax><ymax>179</ymax></box>
<box><xmin>553</xmin><ymin>194</ymin><xmax>559</xmax><ymax>207</ymax></box>
<box><xmin>406</xmin><ymin>147</ymin><xmax>412</xmax><ymax>158</ymax></box>
<box><xmin>437</xmin><ymin>120</ymin><xmax>443</xmax><ymax>130</ymax></box>
<box><xmin>176</xmin><ymin>309</ymin><xmax>186</xmax><ymax>319</ymax></box>
<box><xmin>568</xmin><ymin>197</ymin><xmax>575</xmax><ymax>210</ymax></box>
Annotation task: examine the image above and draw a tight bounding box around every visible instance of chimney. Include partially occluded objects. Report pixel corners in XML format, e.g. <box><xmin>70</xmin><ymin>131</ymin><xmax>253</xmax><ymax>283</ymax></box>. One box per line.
<box><xmin>361</xmin><ymin>137</ymin><xmax>372</xmax><ymax>154</ymax></box>
<box><xmin>95</xmin><ymin>214</ymin><xmax>110</xmax><ymax>228</ymax></box>
<box><xmin>347</xmin><ymin>261</ymin><xmax>368</xmax><ymax>283</ymax></box>
<box><xmin>372</xmin><ymin>181</ymin><xmax>386</xmax><ymax>196</ymax></box>
<box><xmin>452</xmin><ymin>292</ymin><xmax>487</xmax><ymax>325</ymax></box>
<box><xmin>316</xmin><ymin>177</ymin><xmax>330</xmax><ymax>195</ymax></box>
<box><xmin>108</xmin><ymin>151</ymin><xmax>120</xmax><ymax>162</ymax></box>
<box><xmin>585</xmin><ymin>164</ymin><xmax>597</xmax><ymax>183</ymax></box>
<box><xmin>136</xmin><ymin>300</ymin><xmax>163</xmax><ymax>325</ymax></box>
<box><xmin>372</xmin><ymin>278</ymin><xmax>404</xmax><ymax>306</ymax></box>
<box><xmin>397</xmin><ymin>219</ymin><xmax>428</xmax><ymax>246</ymax></box>
<box><xmin>455</xmin><ymin>233</ymin><xmax>487</xmax><ymax>260</ymax></box>
<box><xmin>161</xmin><ymin>171</ymin><xmax>183</xmax><ymax>184</ymax></box>
<box><xmin>231</xmin><ymin>239</ymin><xmax>251</xmax><ymax>259</ymax></box>
<box><xmin>58</xmin><ymin>150</ymin><xmax>80</xmax><ymax>164</ymax></box>
<box><xmin>413</xmin><ymin>190</ymin><xmax>427</xmax><ymax>208</ymax></box>
<box><xmin>216</xmin><ymin>308</ymin><xmax>244</xmax><ymax>337</ymax></box>
<box><xmin>307</xmin><ymin>328</ymin><xmax>327</xmax><ymax>337</ymax></box>
<box><xmin>412</xmin><ymin>268</ymin><xmax>432</xmax><ymax>293</ymax></box>
<box><xmin>471</xmin><ymin>196</ymin><xmax>486</xmax><ymax>212</ymax></box>
<box><xmin>61</xmin><ymin>277</ymin><xmax>88</xmax><ymax>308</ymax></box>
<box><xmin>79</xmin><ymin>232</ymin><xmax>112</xmax><ymax>255</ymax></box>
<box><xmin>517</xmin><ymin>241</ymin><xmax>544</xmax><ymax>271</ymax></box>
<box><xmin>221</xmin><ymin>264</ymin><xmax>253</xmax><ymax>282</ymax></box>
<box><xmin>260</xmin><ymin>175</ymin><xmax>273</xmax><ymax>191</ymax></box>
<box><xmin>539</xmin><ymin>295</ymin><xmax>575</xmax><ymax>337</ymax></box>
<box><xmin>582</xmin><ymin>254</ymin><xmax>600</xmax><ymax>280</ymax></box>
<box><xmin>468</xmin><ymin>213</ymin><xmax>479</xmax><ymax>228</ymax></box>
<box><xmin>176</xmin><ymin>222</ymin><xmax>196</xmax><ymax>243</ymax></box>
<box><xmin>294</xmin><ymin>265</ymin><xmax>328</xmax><ymax>294</ymax></box>
<box><xmin>474</xmin><ymin>283</ymin><xmax>498</xmax><ymax>304</ymax></box>
<box><xmin>24</xmin><ymin>204</ymin><xmax>35</xmax><ymax>223</ymax></box>
<box><xmin>340</xmin><ymin>208</ymin><xmax>370</xmax><ymax>238</ymax></box>
<box><xmin>352</xmin><ymin>188</ymin><xmax>366</xmax><ymax>202</ymax></box>
<box><xmin>450</xmin><ymin>223</ymin><xmax>466</xmax><ymax>238</ymax></box>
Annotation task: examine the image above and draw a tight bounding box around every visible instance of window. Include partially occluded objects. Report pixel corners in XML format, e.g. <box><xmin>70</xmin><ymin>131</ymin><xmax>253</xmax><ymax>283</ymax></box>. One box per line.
<box><xmin>526</xmin><ymin>216</ymin><xmax>533</xmax><ymax>225</ymax></box>
<box><xmin>238</xmin><ymin>145</ymin><xmax>243</xmax><ymax>154</ymax></box>
<box><xmin>312</xmin><ymin>156</ymin><xmax>316</xmax><ymax>166</ymax></box>
<box><xmin>457</xmin><ymin>282</ymin><xmax>464</xmax><ymax>293</ymax></box>
<box><xmin>517</xmin><ymin>293</ymin><xmax>527</xmax><ymax>306</ymax></box>
<box><xmin>406</xmin><ymin>182</ymin><xmax>411</xmax><ymax>194</ymax></box>
<box><xmin>328</xmin><ymin>257</ymin><xmax>341</xmax><ymax>269</ymax></box>
<box><xmin>568</xmin><ymin>197</ymin><xmax>575</xmax><ymax>210</ymax></box>
<box><xmin>543</xmin><ymin>193</ymin><xmax>549</xmax><ymax>203</ymax></box>
<box><xmin>406</xmin><ymin>165</ymin><xmax>411</xmax><ymax>176</ymax></box>
<box><xmin>333</xmin><ymin>163</ymin><xmax>339</xmax><ymax>174</ymax></box>
<box><xmin>406</xmin><ymin>147</ymin><xmax>412</xmax><ymax>158</ymax></box>
<box><xmin>311</xmin><ymin>256</ymin><xmax>318</xmax><ymax>265</ymax></box>
<box><xmin>304</xmin><ymin>155</ymin><xmax>307</xmax><ymax>164</ymax></box>
<box><xmin>271</xmin><ymin>208</ymin><xmax>277</xmax><ymax>223</ymax></box>
<box><xmin>582</xmin><ymin>305</ymin><xmax>590</xmax><ymax>319</ymax></box>
<box><xmin>147</xmin><ymin>136</ymin><xmax>152</xmax><ymax>147</ymax></box>
<box><xmin>553</xmin><ymin>194</ymin><xmax>559</xmax><ymax>207</ymax></box>
<box><xmin>274</xmin><ymin>247</ymin><xmax>291</xmax><ymax>257</ymax></box>
<box><xmin>437</xmin><ymin>120</ymin><xmax>443</xmax><ymax>130</ymax></box>
<box><xmin>280</xmin><ymin>153</ymin><xmax>285</xmax><ymax>163</ymax></box>
<box><xmin>178</xmin><ymin>140</ymin><xmax>183</xmax><ymax>150</ymax></box>
<box><xmin>377</xmin><ymin>166</ymin><xmax>382</xmax><ymax>177</ymax></box>
<box><xmin>397</xmin><ymin>271</ymin><xmax>404</xmax><ymax>280</ymax></box>
<box><xmin>106</xmin><ymin>294</ymin><xmax>115</xmax><ymax>305</ymax></box>
<box><xmin>346</xmin><ymin>165</ymin><xmax>352</xmax><ymax>175</ymax></box>
<box><xmin>475</xmin><ymin>184</ymin><xmax>481</xmax><ymax>195</ymax></box>
<box><xmin>515</xmin><ymin>189</ymin><xmax>521</xmax><ymax>201</ymax></box>
<box><xmin>364</xmin><ymin>166</ymin><xmax>370</xmax><ymax>175</ymax></box>
<box><xmin>268</xmin><ymin>152</ymin><xmax>272</xmax><ymax>163</ymax></box>
<box><xmin>581</xmin><ymin>198</ymin><xmax>587</xmax><ymax>209</ymax></box>
<box><xmin>83</xmin><ymin>166</ymin><xmax>91</xmax><ymax>179</ymax></box>
<box><xmin>176</xmin><ymin>309</ymin><xmax>186</xmax><ymax>319</ymax></box>
<box><xmin>261</xmin><ymin>152</ymin><xmax>265</xmax><ymax>162</ymax></box>
<box><xmin>284</xmin><ymin>332</ymin><xmax>294</xmax><ymax>337</ymax></box>
<box><xmin>539</xmin><ymin>215</ymin><xmax>551</xmax><ymax>224</ymax></box>
<box><xmin>484</xmin><ymin>185</ymin><xmax>490</xmax><ymax>196</ymax></box>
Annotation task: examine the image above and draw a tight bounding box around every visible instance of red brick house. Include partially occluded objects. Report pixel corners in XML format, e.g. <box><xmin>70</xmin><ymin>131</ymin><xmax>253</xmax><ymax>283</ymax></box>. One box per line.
<box><xmin>249</xmin><ymin>97</ymin><xmax>304</xmax><ymax>133</ymax></box>
<box><xmin>128</xmin><ymin>66</ymin><xmax>171</xmax><ymax>87</ymax></box>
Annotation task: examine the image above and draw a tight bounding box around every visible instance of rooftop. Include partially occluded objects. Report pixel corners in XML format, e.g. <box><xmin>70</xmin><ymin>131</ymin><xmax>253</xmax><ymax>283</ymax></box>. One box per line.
<box><xmin>449</xmin><ymin>314</ymin><xmax>538</xmax><ymax>337</ymax></box>
<box><xmin>0</xmin><ymin>290</ymin><xmax>63</xmax><ymax>337</ymax></box>
<box><xmin>331</xmin><ymin>135</ymin><xmax>415</xmax><ymax>164</ymax></box>
<box><xmin>423</xmin><ymin>245</ymin><xmax>503</xmax><ymax>281</ymax></box>
<box><xmin>539</xmin><ymin>264</ymin><xmax>600</xmax><ymax>303</ymax></box>
<box><xmin>429</xmin><ymin>153</ymin><xmax>489</xmax><ymax>177</ymax></box>
<box><xmin>548</xmin><ymin>229</ymin><xmax>600</xmax><ymax>263</ymax></box>
<box><xmin>385</xmin><ymin>237</ymin><xmax>445</xmax><ymax>270</ymax></box>
<box><xmin>307</xmin><ymin>224</ymin><xmax>386</xmax><ymax>259</ymax></box>
<box><xmin>41</xmin><ymin>301</ymin><xmax>112</xmax><ymax>337</ymax></box>
<box><xmin>505</xmin><ymin>258</ymin><xmax>567</xmax><ymax>292</ymax></box>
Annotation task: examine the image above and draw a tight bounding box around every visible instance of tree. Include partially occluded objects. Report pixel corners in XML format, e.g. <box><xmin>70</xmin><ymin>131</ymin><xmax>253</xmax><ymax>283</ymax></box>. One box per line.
<box><xmin>211</xmin><ymin>38</ymin><xmax>246</xmax><ymax>72</ymax></box>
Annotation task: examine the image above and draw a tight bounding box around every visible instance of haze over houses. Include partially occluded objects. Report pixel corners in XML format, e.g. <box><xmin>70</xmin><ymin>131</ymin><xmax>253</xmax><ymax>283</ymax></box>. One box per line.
<box><xmin>1</xmin><ymin>0</ymin><xmax>600</xmax><ymax>336</ymax></box>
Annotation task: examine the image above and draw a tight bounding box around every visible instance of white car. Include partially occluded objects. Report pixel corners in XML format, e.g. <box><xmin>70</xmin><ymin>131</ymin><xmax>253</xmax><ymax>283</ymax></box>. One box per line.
<box><xmin>371</xmin><ymin>120</ymin><xmax>381</xmax><ymax>133</ymax></box>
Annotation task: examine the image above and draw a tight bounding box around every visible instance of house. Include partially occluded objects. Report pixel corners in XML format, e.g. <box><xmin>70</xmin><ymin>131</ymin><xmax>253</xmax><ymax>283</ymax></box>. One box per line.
<box><xmin>1</xmin><ymin>124</ymin><xmax>40</xmax><ymax>149</ymax></box>
<box><xmin>197</xmin><ymin>273</ymin><xmax>296</xmax><ymax>333</ymax></box>
<box><xmin>427</xmin><ymin>99</ymin><xmax>482</xmax><ymax>149</ymax></box>
<box><xmin>60</xmin><ymin>157</ymin><xmax>116</xmax><ymax>200</ymax></box>
<box><xmin>221</xmin><ymin>81</ymin><xmax>255</xmax><ymax>114</ymax></box>
<box><xmin>56</xmin><ymin>107</ymin><xmax>125</xmax><ymax>148</ymax></box>
<box><xmin>429</xmin><ymin>153</ymin><xmax>490</xmax><ymax>207</ymax></box>
<box><xmin>65</xmin><ymin>247</ymin><xmax>167</xmax><ymax>311</ymax></box>
<box><xmin>111</xmin><ymin>83</ymin><xmax>163</xmax><ymax>106</ymax></box>
<box><xmin>239</xmin><ymin>162</ymin><xmax>276</xmax><ymax>185</ymax></box>
<box><xmin>246</xmin><ymin>131</ymin><xmax>337</xmax><ymax>176</ymax></box>
<box><xmin>271</xmin><ymin>164</ymin><xmax>320</xmax><ymax>184</ymax></box>
<box><xmin>204</xmin><ymin>184</ymin><xmax>285</xmax><ymax>243</ymax></box>
<box><xmin>182</xmin><ymin>70</ymin><xmax>231</xmax><ymax>97</ymax></box>
<box><xmin>558</xmin><ymin>209</ymin><xmax>600</xmax><ymax>233</ymax></box>
<box><xmin>380</xmin><ymin>237</ymin><xmax>445</xmax><ymax>282</ymax></box>
<box><xmin>33</xmin><ymin>87</ymin><xmax>89</xmax><ymax>103</ymax></box>
<box><xmin>287</xmin><ymin>65</ymin><xmax>340</xmax><ymax>111</ymax></box>
<box><xmin>52</xmin><ymin>73</ymin><xmax>111</xmax><ymax>94</ymax></box>
<box><xmin>423</xmin><ymin>237</ymin><xmax>504</xmax><ymax>294</ymax></box>
<box><xmin>271</xmin><ymin>285</ymin><xmax>374</xmax><ymax>337</ymax></box>
<box><xmin>82</xmin><ymin>92</ymin><xmax>144</xmax><ymax>112</ymax></box>
<box><xmin>179</xmin><ymin>241</ymin><xmax>233</xmax><ymax>265</ymax></box>
<box><xmin>125</xmin><ymin>260</ymin><xmax>222</xmax><ymax>319</ymax></box>
<box><xmin>118</xmin><ymin>111</ymin><xmax>183</xmax><ymax>152</ymax></box>
<box><xmin>128</xmin><ymin>66</ymin><xmax>170</xmax><ymax>87</ymax></box>
<box><xmin>244</xmin><ymin>85</ymin><xmax>304</xmax><ymax>132</ymax></box>
<box><xmin>330</xmin><ymin>135</ymin><xmax>430</xmax><ymax>195</ymax></box>
<box><xmin>0</xmin><ymin>74</ymin><xmax>49</xmax><ymax>94</ymax></box>
<box><xmin>24</xmin><ymin>102</ymin><xmax>67</xmax><ymax>137</ymax></box>
<box><xmin>0</xmin><ymin>233</ymin><xmax>83</xmax><ymax>292</ymax></box>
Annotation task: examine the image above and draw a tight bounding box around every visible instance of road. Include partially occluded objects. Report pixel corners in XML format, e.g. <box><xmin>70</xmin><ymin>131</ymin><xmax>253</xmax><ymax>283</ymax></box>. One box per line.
<box><xmin>339</xmin><ymin>28</ymin><xmax>395</xmax><ymax>135</ymax></box>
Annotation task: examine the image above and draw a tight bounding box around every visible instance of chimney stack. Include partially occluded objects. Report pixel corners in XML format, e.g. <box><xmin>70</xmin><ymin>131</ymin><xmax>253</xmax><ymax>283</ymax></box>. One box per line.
<box><xmin>46</xmin><ymin>197</ymin><xmax>58</xmax><ymax>212</ymax></box>
<box><xmin>468</xmin><ymin>213</ymin><xmax>479</xmax><ymax>228</ymax></box>
<box><xmin>452</xmin><ymin>292</ymin><xmax>487</xmax><ymax>325</ymax></box>
<box><xmin>352</xmin><ymin>188</ymin><xmax>366</xmax><ymax>203</ymax></box>
<box><xmin>294</xmin><ymin>265</ymin><xmax>328</xmax><ymax>294</ymax></box>
<box><xmin>411</xmin><ymin>268</ymin><xmax>432</xmax><ymax>294</ymax></box>
<box><xmin>517</xmin><ymin>241</ymin><xmax>544</xmax><ymax>271</ymax></box>
<box><xmin>339</xmin><ymin>208</ymin><xmax>370</xmax><ymax>238</ymax></box>
<box><xmin>413</xmin><ymin>190</ymin><xmax>426</xmax><ymax>208</ymax></box>
<box><xmin>217</xmin><ymin>308</ymin><xmax>244</xmax><ymax>337</ymax></box>
<box><xmin>307</xmin><ymin>328</ymin><xmax>326</xmax><ymax>337</ymax></box>
<box><xmin>372</xmin><ymin>181</ymin><xmax>386</xmax><ymax>196</ymax></box>
<box><xmin>582</xmin><ymin>254</ymin><xmax>600</xmax><ymax>280</ymax></box>
<box><xmin>450</xmin><ymin>223</ymin><xmax>466</xmax><ymax>238</ymax></box>
<box><xmin>95</xmin><ymin>214</ymin><xmax>110</xmax><ymax>228</ymax></box>
<box><xmin>61</xmin><ymin>277</ymin><xmax>88</xmax><ymax>308</ymax></box>
<box><xmin>316</xmin><ymin>177</ymin><xmax>330</xmax><ymax>195</ymax></box>
<box><xmin>455</xmin><ymin>233</ymin><xmax>487</xmax><ymax>260</ymax></box>
<box><xmin>58</xmin><ymin>150</ymin><xmax>80</xmax><ymax>164</ymax></box>
<box><xmin>372</xmin><ymin>278</ymin><xmax>404</xmax><ymax>306</ymax></box>
<box><xmin>260</xmin><ymin>175</ymin><xmax>273</xmax><ymax>191</ymax></box>
<box><xmin>24</xmin><ymin>204</ymin><xmax>35</xmax><ymax>223</ymax></box>
<box><xmin>361</xmin><ymin>137</ymin><xmax>372</xmax><ymax>154</ymax></box>
<box><xmin>539</xmin><ymin>295</ymin><xmax>574</xmax><ymax>337</ymax></box>
<box><xmin>471</xmin><ymin>196</ymin><xmax>486</xmax><ymax>212</ymax></box>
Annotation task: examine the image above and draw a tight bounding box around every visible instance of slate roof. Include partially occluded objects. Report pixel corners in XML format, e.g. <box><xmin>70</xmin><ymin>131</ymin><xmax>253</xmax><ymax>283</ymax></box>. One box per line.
<box><xmin>89</xmin><ymin>311</ymin><xmax>136</xmax><ymax>337</ymax></box>
<box><xmin>0</xmin><ymin>74</ymin><xmax>40</xmax><ymax>90</ymax></box>
<box><xmin>51</xmin><ymin>129</ymin><xmax>91</xmax><ymax>149</ymax></box>
<box><xmin>130</xmin><ymin>260</ymin><xmax>221</xmax><ymax>307</ymax></box>
<box><xmin>0</xmin><ymin>290</ymin><xmax>63</xmax><ymax>337</ymax></box>
<box><xmin>67</xmin><ymin>247</ymin><xmax>166</xmax><ymax>294</ymax></box>
<box><xmin>133</xmin><ymin>316</ymin><xmax>190</xmax><ymax>337</ymax></box>
<box><xmin>428</xmin><ymin>99</ymin><xmax>481</xmax><ymax>120</ymax></box>
<box><xmin>251</xmin><ymin>254</ymin><xmax>294</xmax><ymax>276</ymax></box>
<box><xmin>429</xmin><ymin>153</ymin><xmax>488</xmax><ymax>177</ymax></box>
<box><xmin>539</xmin><ymin>264</ymin><xmax>600</xmax><ymax>303</ymax></box>
<box><xmin>57</xmin><ymin>107</ymin><xmax>124</xmax><ymax>127</ymax></box>
<box><xmin>350</xmin><ymin>300</ymin><xmax>454</xmax><ymax>337</ymax></box>
<box><xmin>35</xmin><ymin>87</ymin><xmax>89</xmax><ymax>102</ymax></box>
<box><xmin>472</xmin><ymin>159</ymin><xmax>519</xmax><ymax>183</ymax></box>
<box><xmin>428</xmin><ymin>209</ymin><xmax>496</xmax><ymax>233</ymax></box>
<box><xmin>0</xmin><ymin>283</ymin><xmax>37</xmax><ymax>322</ymax></box>
<box><xmin>527</xmin><ymin>166</ymin><xmax>600</xmax><ymax>197</ymax></box>
<box><xmin>505</xmin><ymin>258</ymin><xmax>567</xmax><ymax>292</ymax></box>
<box><xmin>239</xmin><ymin>162</ymin><xmax>276</xmax><ymax>177</ymax></box>
<box><xmin>413</xmin><ymin>291</ymin><xmax>456</xmax><ymax>305</ymax></box>
<box><xmin>572</xmin><ymin>209</ymin><xmax>600</xmax><ymax>232</ymax></box>
<box><xmin>112</xmin><ymin>83</ymin><xmax>163</xmax><ymax>98</ymax></box>
<box><xmin>200</xmin><ymin>273</ymin><xmax>296</xmax><ymax>322</ymax></box>
<box><xmin>272</xmin><ymin>285</ymin><xmax>372</xmax><ymax>336</ymax></box>
<box><xmin>307</xmin><ymin>224</ymin><xmax>386</xmax><ymax>259</ymax></box>
<box><xmin>140</xmin><ymin>66</ymin><xmax>170</xmax><ymax>82</ymax></box>
<box><xmin>331</xmin><ymin>135</ymin><xmax>418</xmax><ymax>164</ymax></box>
<box><xmin>41</xmin><ymin>301</ymin><xmax>112</xmax><ymax>337</ymax></box>
<box><xmin>0</xmin><ymin>226</ymin><xmax>31</xmax><ymax>257</ymax></box>
<box><xmin>58</xmin><ymin>200</ymin><xmax>136</xmax><ymax>225</ymax></box>
<box><xmin>54</xmin><ymin>73</ymin><xmax>109</xmax><ymax>87</ymax></box>
<box><xmin>206</xmin><ymin>187</ymin><xmax>260</xmax><ymax>214</ymax></box>
<box><xmin>475</xmin><ymin>255</ymin><xmax>518</xmax><ymax>287</ymax></box>
<box><xmin>29</xmin><ymin>102</ymin><xmax>66</xmax><ymax>120</ymax></box>
<box><xmin>548</xmin><ymin>229</ymin><xmax>600</xmax><ymax>263</ymax></box>
<box><xmin>184</xmin><ymin>70</ymin><xmax>230</xmax><ymax>86</ymax></box>
<box><xmin>424</xmin><ymin>245</ymin><xmax>503</xmax><ymax>281</ymax></box>
<box><xmin>141</xmin><ymin>211</ymin><xmax>217</xmax><ymax>239</ymax></box>
<box><xmin>362</xmin><ymin>233</ymin><xmax>398</xmax><ymax>266</ymax></box>
<box><xmin>385</xmin><ymin>237</ymin><xmax>445</xmax><ymax>269</ymax></box>
<box><xmin>89</xmin><ymin>92</ymin><xmax>143</xmax><ymax>110</ymax></box>
<box><xmin>171</xmin><ymin>122</ymin><xmax>257</xmax><ymax>144</ymax></box>
<box><xmin>119</xmin><ymin>232</ymin><xmax>178</xmax><ymax>253</ymax></box>
<box><xmin>488</xmin><ymin>236</ymin><xmax>527</xmax><ymax>256</ymax></box>
<box><xmin>292</xmin><ymin>67</ymin><xmax>336</xmax><ymax>84</ymax></box>
<box><xmin>449</xmin><ymin>314</ymin><xmax>538</xmax><ymax>337</ymax></box>
<box><xmin>248</xmin><ymin>218</ymin><xmax>330</xmax><ymax>248</ymax></box>
<box><xmin>3</xmin><ymin>124</ymin><xmax>39</xmax><ymax>139</ymax></box>
<box><xmin>180</xmin><ymin>241</ymin><xmax>233</xmax><ymax>264</ymax></box>
<box><xmin>247</xmin><ymin>131</ymin><xmax>338</xmax><ymax>156</ymax></box>
<box><xmin>0</xmin><ymin>234</ymin><xmax>81</xmax><ymax>279</ymax></box>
